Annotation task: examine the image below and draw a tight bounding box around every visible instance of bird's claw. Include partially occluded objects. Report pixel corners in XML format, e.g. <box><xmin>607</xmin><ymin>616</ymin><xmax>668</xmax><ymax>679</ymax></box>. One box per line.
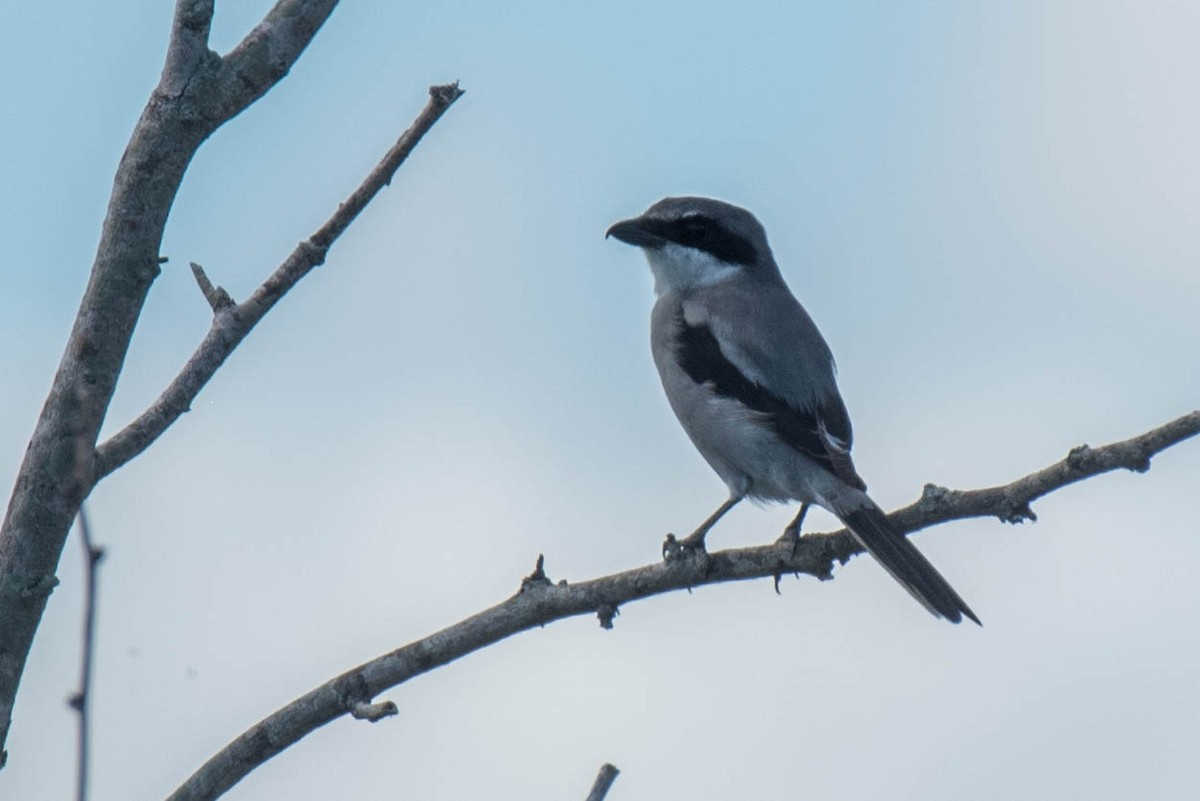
<box><xmin>662</xmin><ymin>531</ymin><xmax>708</xmax><ymax>562</ymax></box>
<box><xmin>775</xmin><ymin>527</ymin><xmax>803</xmax><ymax>559</ymax></box>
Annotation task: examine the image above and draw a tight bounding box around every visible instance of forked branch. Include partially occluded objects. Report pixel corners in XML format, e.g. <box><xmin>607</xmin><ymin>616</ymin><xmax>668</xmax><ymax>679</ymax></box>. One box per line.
<box><xmin>0</xmin><ymin>0</ymin><xmax>459</xmax><ymax>766</ymax></box>
<box><xmin>94</xmin><ymin>83</ymin><xmax>464</xmax><ymax>480</ymax></box>
<box><xmin>0</xmin><ymin>0</ymin><xmax>346</xmax><ymax>764</ymax></box>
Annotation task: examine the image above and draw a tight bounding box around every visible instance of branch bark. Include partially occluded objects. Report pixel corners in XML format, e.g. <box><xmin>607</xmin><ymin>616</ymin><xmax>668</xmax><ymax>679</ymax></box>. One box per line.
<box><xmin>0</xmin><ymin>0</ymin><xmax>345</xmax><ymax>765</ymax></box>
<box><xmin>165</xmin><ymin>411</ymin><xmax>1199</xmax><ymax>801</ymax></box>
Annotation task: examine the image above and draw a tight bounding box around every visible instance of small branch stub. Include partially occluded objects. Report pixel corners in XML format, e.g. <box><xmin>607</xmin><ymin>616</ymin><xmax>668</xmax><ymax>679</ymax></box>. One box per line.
<box><xmin>596</xmin><ymin>603</ymin><xmax>619</xmax><ymax>630</ymax></box>
<box><xmin>585</xmin><ymin>763</ymin><xmax>620</xmax><ymax>801</ymax></box>
<box><xmin>662</xmin><ymin>533</ymin><xmax>680</xmax><ymax>560</ymax></box>
<box><xmin>20</xmin><ymin>574</ymin><xmax>59</xmax><ymax>600</ymax></box>
<box><xmin>349</xmin><ymin>700</ymin><xmax>398</xmax><ymax>723</ymax></box>
<box><xmin>429</xmin><ymin>81</ymin><xmax>464</xmax><ymax>106</ymax></box>
<box><xmin>520</xmin><ymin>554</ymin><xmax>552</xmax><ymax>593</ymax></box>
<box><xmin>919</xmin><ymin>483</ymin><xmax>953</xmax><ymax>512</ymax></box>
<box><xmin>189</xmin><ymin>262</ymin><xmax>234</xmax><ymax>312</ymax></box>
<box><xmin>999</xmin><ymin>500</ymin><xmax>1037</xmax><ymax>525</ymax></box>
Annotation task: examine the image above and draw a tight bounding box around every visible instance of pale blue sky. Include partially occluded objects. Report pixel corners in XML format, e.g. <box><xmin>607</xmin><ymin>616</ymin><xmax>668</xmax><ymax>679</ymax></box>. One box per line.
<box><xmin>3</xmin><ymin>2</ymin><xmax>1199</xmax><ymax>800</ymax></box>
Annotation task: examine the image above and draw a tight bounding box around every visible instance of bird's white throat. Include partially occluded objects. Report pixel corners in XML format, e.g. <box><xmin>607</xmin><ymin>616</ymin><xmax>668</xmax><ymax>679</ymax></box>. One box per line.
<box><xmin>645</xmin><ymin>243</ymin><xmax>743</xmax><ymax>296</ymax></box>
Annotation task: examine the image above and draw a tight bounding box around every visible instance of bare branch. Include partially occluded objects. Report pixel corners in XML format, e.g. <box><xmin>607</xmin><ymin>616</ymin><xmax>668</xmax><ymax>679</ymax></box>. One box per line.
<box><xmin>68</xmin><ymin>506</ymin><xmax>104</xmax><ymax>801</ymax></box>
<box><xmin>214</xmin><ymin>0</ymin><xmax>340</xmax><ymax>118</ymax></box>
<box><xmin>165</xmin><ymin>412</ymin><xmax>1199</xmax><ymax>801</ymax></box>
<box><xmin>0</xmin><ymin>0</ymin><xmax>347</xmax><ymax>764</ymax></box>
<box><xmin>585</xmin><ymin>764</ymin><xmax>620</xmax><ymax>801</ymax></box>
<box><xmin>887</xmin><ymin>409</ymin><xmax>1200</xmax><ymax>533</ymax></box>
<box><xmin>94</xmin><ymin>83</ymin><xmax>464</xmax><ymax>480</ymax></box>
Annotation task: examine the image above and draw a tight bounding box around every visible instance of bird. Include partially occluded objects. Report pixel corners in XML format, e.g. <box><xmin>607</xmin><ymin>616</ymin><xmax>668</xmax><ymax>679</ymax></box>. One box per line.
<box><xmin>606</xmin><ymin>196</ymin><xmax>979</xmax><ymax>625</ymax></box>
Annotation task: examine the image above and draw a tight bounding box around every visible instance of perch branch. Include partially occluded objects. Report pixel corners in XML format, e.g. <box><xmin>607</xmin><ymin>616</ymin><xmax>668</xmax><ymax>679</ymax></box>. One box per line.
<box><xmin>165</xmin><ymin>411</ymin><xmax>1199</xmax><ymax>801</ymax></box>
<box><xmin>94</xmin><ymin>82</ymin><xmax>464</xmax><ymax>480</ymax></box>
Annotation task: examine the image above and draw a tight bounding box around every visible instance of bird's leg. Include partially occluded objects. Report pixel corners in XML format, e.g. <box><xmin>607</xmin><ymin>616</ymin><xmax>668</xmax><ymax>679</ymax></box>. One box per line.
<box><xmin>776</xmin><ymin>503</ymin><xmax>811</xmax><ymax>554</ymax></box>
<box><xmin>683</xmin><ymin>496</ymin><xmax>741</xmax><ymax>548</ymax></box>
<box><xmin>664</xmin><ymin>497</ymin><xmax>741</xmax><ymax>559</ymax></box>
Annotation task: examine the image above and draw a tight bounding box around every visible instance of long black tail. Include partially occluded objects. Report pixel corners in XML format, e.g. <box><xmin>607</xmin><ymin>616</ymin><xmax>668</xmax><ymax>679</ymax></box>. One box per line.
<box><xmin>839</xmin><ymin>504</ymin><xmax>980</xmax><ymax>625</ymax></box>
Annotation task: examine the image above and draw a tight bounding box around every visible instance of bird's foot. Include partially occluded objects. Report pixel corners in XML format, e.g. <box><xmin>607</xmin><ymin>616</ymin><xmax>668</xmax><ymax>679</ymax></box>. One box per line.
<box><xmin>775</xmin><ymin>527</ymin><xmax>803</xmax><ymax>559</ymax></box>
<box><xmin>774</xmin><ymin>503</ymin><xmax>810</xmax><ymax>557</ymax></box>
<box><xmin>662</xmin><ymin>530</ymin><xmax>708</xmax><ymax>562</ymax></box>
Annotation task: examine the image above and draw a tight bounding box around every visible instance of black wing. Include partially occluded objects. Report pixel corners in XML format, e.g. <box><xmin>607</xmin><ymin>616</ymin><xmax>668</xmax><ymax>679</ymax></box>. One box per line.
<box><xmin>675</xmin><ymin>315</ymin><xmax>867</xmax><ymax>490</ymax></box>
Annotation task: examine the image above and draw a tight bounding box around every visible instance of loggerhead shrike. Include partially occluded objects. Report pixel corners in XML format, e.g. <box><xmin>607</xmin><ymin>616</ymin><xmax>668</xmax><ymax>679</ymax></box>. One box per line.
<box><xmin>607</xmin><ymin>196</ymin><xmax>979</xmax><ymax>625</ymax></box>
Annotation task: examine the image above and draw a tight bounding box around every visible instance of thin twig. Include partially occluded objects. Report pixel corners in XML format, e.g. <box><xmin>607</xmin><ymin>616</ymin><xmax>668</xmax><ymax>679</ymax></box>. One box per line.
<box><xmin>585</xmin><ymin>763</ymin><xmax>620</xmax><ymax>801</ymax></box>
<box><xmin>165</xmin><ymin>411</ymin><xmax>1199</xmax><ymax>801</ymax></box>
<box><xmin>93</xmin><ymin>82</ymin><xmax>464</xmax><ymax>481</ymax></box>
<box><xmin>67</xmin><ymin>505</ymin><xmax>105</xmax><ymax>801</ymax></box>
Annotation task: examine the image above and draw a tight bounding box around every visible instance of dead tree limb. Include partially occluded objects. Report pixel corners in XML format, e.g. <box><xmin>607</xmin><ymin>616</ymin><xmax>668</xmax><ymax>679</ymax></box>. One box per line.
<box><xmin>164</xmin><ymin>411</ymin><xmax>1199</xmax><ymax>801</ymax></box>
<box><xmin>0</xmin><ymin>0</ymin><xmax>458</xmax><ymax>765</ymax></box>
<box><xmin>93</xmin><ymin>81</ymin><xmax>463</xmax><ymax>480</ymax></box>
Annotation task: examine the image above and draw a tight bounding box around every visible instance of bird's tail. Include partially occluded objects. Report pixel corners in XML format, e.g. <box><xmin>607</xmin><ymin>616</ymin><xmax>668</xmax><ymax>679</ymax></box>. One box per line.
<box><xmin>836</xmin><ymin>502</ymin><xmax>980</xmax><ymax>626</ymax></box>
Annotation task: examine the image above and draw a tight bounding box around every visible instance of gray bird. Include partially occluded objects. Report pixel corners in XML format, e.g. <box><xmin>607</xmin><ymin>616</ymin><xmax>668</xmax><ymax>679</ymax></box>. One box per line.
<box><xmin>607</xmin><ymin>196</ymin><xmax>979</xmax><ymax>625</ymax></box>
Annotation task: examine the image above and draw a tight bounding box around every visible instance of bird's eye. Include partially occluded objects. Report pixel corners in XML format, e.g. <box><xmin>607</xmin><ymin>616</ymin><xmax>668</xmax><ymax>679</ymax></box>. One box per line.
<box><xmin>679</xmin><ymin>216</ymin><xmax>710</xmax><ymax>241</ymax></box>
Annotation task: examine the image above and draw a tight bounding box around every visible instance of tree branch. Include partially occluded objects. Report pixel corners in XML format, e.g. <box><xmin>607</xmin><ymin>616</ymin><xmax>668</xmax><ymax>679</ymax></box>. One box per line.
<box><xmin>584</xmin><ymin>763</ymin><xmax>620</xmax><ymax>801</ymax></box>
<box><xmin>0</xmin><ymin>0</ymin><xmax>342</xmax><ymax>765</ymax></box>
<box><xmin>886</xmin><ymin>409</ymin><xmax>1200</xmax><ymax>534</ymax></box>
<box><xmin>94</xmin><ymin>82</ymin><xmax>464</xmax><ymax>480</ymax></box>
<box><xmin>218</xmin><ymin>0</ymin><xmax>340</xmax><ymax>116</ymax></box>
<box><xmin>164</xmin><ymin>411</ymin><xmax>1199</xmax><ymax>801</ymax></box>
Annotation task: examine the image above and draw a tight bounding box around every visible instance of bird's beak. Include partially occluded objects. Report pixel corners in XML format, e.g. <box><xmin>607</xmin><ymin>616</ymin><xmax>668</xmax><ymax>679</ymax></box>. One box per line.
<box><xmin>606</xmin><ymin>216</ymin><xmax>665</xmax><ymax>249</ymax></box>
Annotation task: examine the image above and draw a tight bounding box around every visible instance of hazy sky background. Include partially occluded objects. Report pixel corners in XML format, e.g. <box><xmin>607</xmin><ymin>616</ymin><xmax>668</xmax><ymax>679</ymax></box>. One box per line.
<box><xmin>2</xmin><ymin>2</ymin><xmax>1199</xmax><ymax>799</ymax></box>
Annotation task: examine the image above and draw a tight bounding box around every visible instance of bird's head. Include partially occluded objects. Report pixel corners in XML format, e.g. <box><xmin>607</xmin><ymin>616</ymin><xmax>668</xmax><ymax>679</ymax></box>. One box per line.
<box><xmin>606</xmin><ymin>196</ymin><xmax>780</xmax><ymax>294</ymax></box>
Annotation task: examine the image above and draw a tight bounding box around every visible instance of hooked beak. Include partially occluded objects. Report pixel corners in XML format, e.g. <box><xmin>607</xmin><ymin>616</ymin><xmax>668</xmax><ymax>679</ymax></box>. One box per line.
<box><xmin>606</xmin><ymin>216</ymin><xmax>666</xmax><ymax>249</ymax></box>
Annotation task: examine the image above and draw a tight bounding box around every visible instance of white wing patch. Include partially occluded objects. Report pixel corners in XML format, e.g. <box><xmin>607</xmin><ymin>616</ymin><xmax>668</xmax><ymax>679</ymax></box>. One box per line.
<box><xmin>817</xmin><ymin>416</ymin><xmax>849</xmax><ymax>453</ymax></box>
<box><xmin>679</xmin><ymin>301</ymin><xmax>774</xmax><ymax>389</ymax></box>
